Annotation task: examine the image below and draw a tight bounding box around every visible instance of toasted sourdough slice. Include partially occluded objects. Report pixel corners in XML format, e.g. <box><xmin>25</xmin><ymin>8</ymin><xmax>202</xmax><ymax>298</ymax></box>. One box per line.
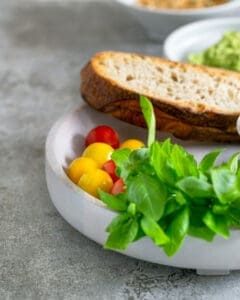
<box><xmin>81</xmin><ymin>51</ymin><xmax>240</xmax><ymax>140</ymax></box>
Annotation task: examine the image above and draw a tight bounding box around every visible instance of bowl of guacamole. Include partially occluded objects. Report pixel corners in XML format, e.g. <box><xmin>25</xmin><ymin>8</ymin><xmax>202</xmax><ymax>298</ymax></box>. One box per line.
<box><xmin>188</xmin><ymin>31</ymin><xmax>240</xmax><ymax>71</ymax></box>
<box><xmin>163</xmin><ymin>17</ymin><xmax>240</xmax><ymax>70</ymax></box>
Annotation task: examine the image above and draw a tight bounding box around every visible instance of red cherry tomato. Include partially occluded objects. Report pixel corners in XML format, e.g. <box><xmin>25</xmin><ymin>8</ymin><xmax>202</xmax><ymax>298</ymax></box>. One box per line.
<box><xmin>85</xmin><ymin>126</ymin><xmax>120</xmax><ymax>149</ymax></box>
<box><xmin>111</xmin><ymin>178</ymin><xmax>125</xmax><ymax>195</ymax></box>
<box><xmin>102</xmin><ymin>160</ymin><xmax>119</xmax><ymax>182</ymax></box>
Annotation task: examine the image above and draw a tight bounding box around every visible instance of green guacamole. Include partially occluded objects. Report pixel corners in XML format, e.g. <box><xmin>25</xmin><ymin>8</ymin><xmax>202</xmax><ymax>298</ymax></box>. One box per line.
<box><xmin>188</xmin><ymin>31</ymin><xmax>240</xmax><ymax>72</ymax></box>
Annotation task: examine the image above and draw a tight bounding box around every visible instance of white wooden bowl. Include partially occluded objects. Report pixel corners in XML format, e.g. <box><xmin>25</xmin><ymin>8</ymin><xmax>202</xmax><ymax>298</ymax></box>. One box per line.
<box><xmin>45</xmin><ymin>104</ymin><xmax>240</xmax><ymax>275</ymax></box>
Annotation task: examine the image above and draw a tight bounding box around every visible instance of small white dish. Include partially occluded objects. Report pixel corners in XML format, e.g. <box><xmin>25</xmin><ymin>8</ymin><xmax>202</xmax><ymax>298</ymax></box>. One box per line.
<box><xmin>115</xmin><ymin>0</ymin><xmax>240</xmax><ymax>39</ymax></box>
<box><xmin>164</xmin><ymin>17</ymin><xmax>240</xmax><ymax>62</ymax></box>
<box><xmin>46</xmin><ymin>104</ymin><xmax>240</xmax><ymax>275</ymax></box>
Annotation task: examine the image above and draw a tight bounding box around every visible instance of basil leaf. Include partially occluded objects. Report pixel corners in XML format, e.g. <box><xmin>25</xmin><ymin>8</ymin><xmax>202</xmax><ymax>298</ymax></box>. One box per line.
<box><xmin>127</xmin><ymin>203</ymin><xmax>137</xmax><ymax>216</ymax></box>
<box><xmin>203</xmin><ymin>211</ymin><xmax>230</xmax><ymax>239</ymax></box>
<box><xmin>227</xmin><ymin>152</ymin><xmax>240</xmax><ymax>174</ymax></box>
<box><xmin>199</xmin><ymin>149</ymin><xmax>222</xmax><ymax>173</ymax></box>
<box><xmin>128</xmin><ymin>173</ymin><xmax>167</xmax><ymax>221</ymax></box>
<box><xmin>150</xmin><ymin>141</ymin><xmax>177</xmax><ymax>186</ymax></box>
<box><xmin>106</xmin><ymin>213</ymin><xmax>130</xmax><ymax>233</ymax></box>
<box><xmin>188</xmin><ymin>226</ymin><xmax>215</xmax><ymax>242</ymax></box>
<box><xmin>177</xmin><ymin>176</ymin><xmax>214</xmax><ymax>199</ymax></box>
<box><xmin>111</xmin><ymin>148</ymin><xmax>131</xmax><ymax>179</ymax></box>
<box><xmin>112</xmin><ymin>148</ymin><xmax>131</xmax><ymax>165</ymax></box>
<box><xmin>164</xmin><ymin>207</ymin><xmax>189</xmax><ymax>256</ymax></box>
<box><xmin>164</xmin><ymin>192</ymin><xmax>186</xmax><ymax>216</ymax></box>
<box><xmin>128</xmin><ymin>148</ymin><xmax>154</xmax><ymax>177</ymax></box>
<box><xmin>164</xmin><ymin>199</ymin><xmax>181</xmax><ymax>217</ymax></box>
<box><xmin>211</xmin><ymin>168</ymin><xmax>240</xmax><ymax>203</ymax></box>
<box><xmin>188</xmin><ymin>206</ymin><xmax>215</xmax><ymax>242</ymax></box>
<box><xmin>134</xmin><ymin>225</ymin><xmax>145</xmax><ymax>241</ymax></box>
<box><xmin>129</xmin><ymin>148</ymin><xmax>149</xmax><ymax>164</ymax></box>
<box><xmin>175</xmin><ymin>191</ymin><xmax>187</xmax><ymax>205</ymax></box>
<box><xmin>161</xmin><ymin>138</ymin><xmax>173</xmax><ymax>155</ymax></box>
<box><xmin>140</xmin><ymin>96</ymin><xmax>156</xmax><ymax>147</ymax></box>
<box><xmin>171</xmin><ymin>144</ymin><xmax>198</xmax><ymax>178</ymax></box>
<box><xmin>141</xmin><ymin>216</ymin><xmax>169</xmax><ymax>246</ymax></box>
<box><xmin>228</xmin><ymin>206</ymin><xmax>240</xmax><ymax>226</ymax></box>
<box><xmin>99</xmin><ymin>190</ymin><xmax>128</xmax><ymax>212</ymax></box>
<box><xmin>105</xmin><ymin>214</ymin><xmax>139</xmax><ymax>250</ymax></box>
<box><xmin>212</xmin><ymin>204</ymin><xmax>229</xmax><ymax>215</ymax></box>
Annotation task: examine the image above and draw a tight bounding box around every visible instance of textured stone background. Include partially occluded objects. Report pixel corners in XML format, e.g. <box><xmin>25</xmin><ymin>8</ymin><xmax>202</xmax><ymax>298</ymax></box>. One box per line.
<box><xmin>1</xmin><ymin>1</ymin><xmax>240</xmax><ymax>299</ymax></box>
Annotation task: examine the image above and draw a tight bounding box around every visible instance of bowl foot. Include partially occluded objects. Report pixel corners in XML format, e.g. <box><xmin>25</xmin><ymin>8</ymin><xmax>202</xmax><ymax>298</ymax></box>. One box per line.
<box><xmin>197</xmin><ymin>269</ymin><xmax>230</xmax><ymax>276</ymax></box>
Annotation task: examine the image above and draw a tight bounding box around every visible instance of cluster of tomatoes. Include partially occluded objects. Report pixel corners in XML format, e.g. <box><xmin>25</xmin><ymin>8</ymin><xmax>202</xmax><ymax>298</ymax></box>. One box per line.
<box><xmin>67</xmin><ymin>125</ymin><xmax>144</xmax><ymax>198</ymax></box>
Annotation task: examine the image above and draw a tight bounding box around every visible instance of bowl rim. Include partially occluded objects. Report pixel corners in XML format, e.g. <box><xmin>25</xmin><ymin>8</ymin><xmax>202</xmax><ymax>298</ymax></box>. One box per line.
<box><xmin>45</xmin><ymin>105</ymin><xmax>108</xmax><ymax>210</ymax></box>
<box><xmin>115</xmin><ymin>0</ymin><xmax>240</xmax><ymax>15</ymax></box>
<box><xmin>163</xmin><ymin>17</ymin><xmax>240</xmax><ymax>60</ymax></box>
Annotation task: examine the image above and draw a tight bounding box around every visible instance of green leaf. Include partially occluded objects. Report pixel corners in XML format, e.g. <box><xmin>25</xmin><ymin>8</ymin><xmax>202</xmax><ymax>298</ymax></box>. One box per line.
<box><xmin>140</xmin><ymin>96</ymin><xmax>156</xmax><ymax>147</ymax></box>
<box><xmin>190</xmin><ymin>206</ymin><xmax>208</xmax><ymax>226</ymax></box>
<box><xmin>228</xmin><ymin>206</ymin><xmax>240</xmax><ymax>226</ymax></box>
<box><xmin>212</xmin><ymin>204</ymin><xmax>229</xmax><ymax>215</ymax></box>
<box><xmin>129</xmin><ymin>148</ymin><xmax>149</xmax><ymax>162</ymax></box>
<box><xmin>177</xmin><ymin>176</ymin><xmax>214</xmax><ymax>199</ymax></box>
<box><xmin>227</xmin><ymin>152</ymin><xmax>240</xmax><ymax>174</ymax></box>
<box><xmin>128</xmin><ymin>148</ymin><xmax>154</xmax><ymax>177</ymax></box>
<box><xmin>134</xmin><ymin>225</ymin><xmax>145</xmax><ymax>242</ymax></box>
<box><xmin>171</xmin><ymin>144</ymin><xmax>198</xmax><ymax>178</ymax></box>
<box><xmin>163</xmin><ymin>192</ymin><xmax>186</xmax><ymax>217</ymax></box>
<box><xmin>99</xmin><ymin>190</ymin><xmax>128</xmax><ymax>212</ymax></box>
<box><xmin>211</xmin><ymin>168</ymin><xmax>240</xmax><ymax>203</ymax></box>
<box><xmin>141</xmin><ymin>216</ymin><xmax>169</xmax><ymax>246</ymax></box>
<box><xmin>127</xmin><ymin>173</ymin><xmax>167</xmax><ymax>221</ymax></box>
<box><xmin>111</xmin><ymin>148</ymin><xmax>131</xmax><ymax>179</ymax></box>
<box><xmin>203</xmin><ymin>211</ymin><xmax>230</xmax><ymax>239</ymax></box>
<box><xmin>112</xmin><ymin>148</ymin><xmax>131</xmax><ymax>165</ymax></box>
<box><xmin>199</xmin><ymin>149</ymin><xmax>222</xmax><ymax>173</ymax></box>
<box><xmin>188</xmin><ymin>226</ymin><xmax>215</xmax><ymax>242</ymax></box>
<box><xmin>164</xmin><ymin>207</ymin><xmax>189</xmax><ymax>256</ymax></box>
<box><xmin>106</xmin><ymin>213</ymin><xmax>130</xmax><ymax>233</ymax></box>
<box><xmin>175</xmin><ymin>191</ymin><xmax>187</xmax><ymax>205</ymax></box>
<box><xmin>164</xmin><ymin>199</ymin><xmax>181</xmax><ymax>217</ymax></box>
<box><xmin>105</xmin><ymin>214</ymin><xmax>139</xmax><ymax>250</ymax></box>
<box><xmin>161</xmin><ymin>138</ymin><xmax>173</xmax><ymax>155</ymax></box>
<box><xmin>127</xmin><ymin>203</ymin><xmax>137</xmax><ymax>216</ymax></box>
<box><xmin>188</xmin><ymin>206</ymin><xmax>215</xmax><ymax>241</ymax></box>
<box><xmin>150</xmin><ymin>141</ymin><xmax>177</xmax><ymax>186</ymax></box>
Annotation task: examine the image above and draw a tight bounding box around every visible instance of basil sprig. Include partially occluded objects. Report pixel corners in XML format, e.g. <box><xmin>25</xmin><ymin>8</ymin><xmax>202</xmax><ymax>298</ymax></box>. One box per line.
<box><xmin>100</xmin><ymin>96</ymin><xmax>240</xmax><ymax>256</ymax></box>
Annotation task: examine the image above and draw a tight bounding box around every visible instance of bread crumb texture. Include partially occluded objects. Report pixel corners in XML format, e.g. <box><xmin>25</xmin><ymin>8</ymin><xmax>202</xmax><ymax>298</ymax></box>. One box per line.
<box><xmin>94</xmin><ymin>52</ymin><xmax>240</xmax><ymax>113</ymax></box>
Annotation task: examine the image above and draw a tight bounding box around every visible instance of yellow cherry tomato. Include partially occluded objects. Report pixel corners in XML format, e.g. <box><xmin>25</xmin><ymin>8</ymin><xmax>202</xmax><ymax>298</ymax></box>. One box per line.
<box><xmin>67</xmin><ymin>157</ymin><xmax>98</xmax><ymax>184</ymax></box>
<box><xmin>120</xmin><ymin>139</ymin><xmax>145</xmax><ymax>150</ymax></box>
<box><xmin>78</xmin><ymin>169</ymin><xmax>113</xmax><ymax>198</ymax></box>
<box><xmin>82</xmin><ymin>142</ymin><xmax>114</xmax><ymax>167</ymax></box>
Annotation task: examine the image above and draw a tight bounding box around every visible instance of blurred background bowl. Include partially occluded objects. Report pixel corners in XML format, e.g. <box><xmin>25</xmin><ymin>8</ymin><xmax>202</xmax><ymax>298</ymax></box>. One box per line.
<box><xmin>115</xmin><ymin>0</ymin><xmax>240</xmax><ymax>40</ymax></box>
<box><xmin>163</xmin><ymin>17</ymin><xmax>240</xmax><ymax>61</ymax></box>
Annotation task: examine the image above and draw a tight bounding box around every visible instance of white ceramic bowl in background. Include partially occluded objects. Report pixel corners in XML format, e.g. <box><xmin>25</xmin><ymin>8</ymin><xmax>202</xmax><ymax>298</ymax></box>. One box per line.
<box><xmin>46</xmin><ymin>104</ymin><xmax>240</xmax><ymax>275</ymax></box>
<box><xmin>115</xmin><ymin>0</ymin><xmax>240</xmax><ymax>40</ymax></box>
<box><xmin>164</xmin><ymin>17</ymin><xmax>240</xmax><ymax>62</ymax></box>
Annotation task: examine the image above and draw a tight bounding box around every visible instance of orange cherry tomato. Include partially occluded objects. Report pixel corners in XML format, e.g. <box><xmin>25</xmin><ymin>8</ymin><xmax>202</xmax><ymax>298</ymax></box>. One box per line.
<box><xmin>67</xmin><ymin>157</ymin><xmax>98</xmax><ymax>184</ymax></box>
<box><xmin>120</xmin><ymin>139</ymin><xmax>145</xmax><ymax>150</ymax></box>
<box><xmin>82</xmin><ymin>142</ymin><xmax>114</xmax><ymax>168</ymax></box>
<box><xmin>78</xmin><ymin>169</ymin><xmax>113</xmax><ymax>198</ymax></box>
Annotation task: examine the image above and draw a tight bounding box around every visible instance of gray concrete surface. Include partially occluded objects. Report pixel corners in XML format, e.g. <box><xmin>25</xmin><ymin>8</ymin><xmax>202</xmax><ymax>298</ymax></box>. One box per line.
<box><xmin>1</xmin><ymin>1</ymin><xmax>240</xmax><ymax>299</ymax></box>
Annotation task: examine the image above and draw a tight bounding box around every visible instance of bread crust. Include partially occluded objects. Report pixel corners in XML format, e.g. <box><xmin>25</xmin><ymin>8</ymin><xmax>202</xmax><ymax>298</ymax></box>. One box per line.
<box><xmin>105</xmin><ymin>101</ymin><xmax>240</xmax><ymax>143</ymax></box>
<box><xmin>81</xmin><ymin>52</ymin><xmax>240</xmax><ymax>141</ymax></box>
